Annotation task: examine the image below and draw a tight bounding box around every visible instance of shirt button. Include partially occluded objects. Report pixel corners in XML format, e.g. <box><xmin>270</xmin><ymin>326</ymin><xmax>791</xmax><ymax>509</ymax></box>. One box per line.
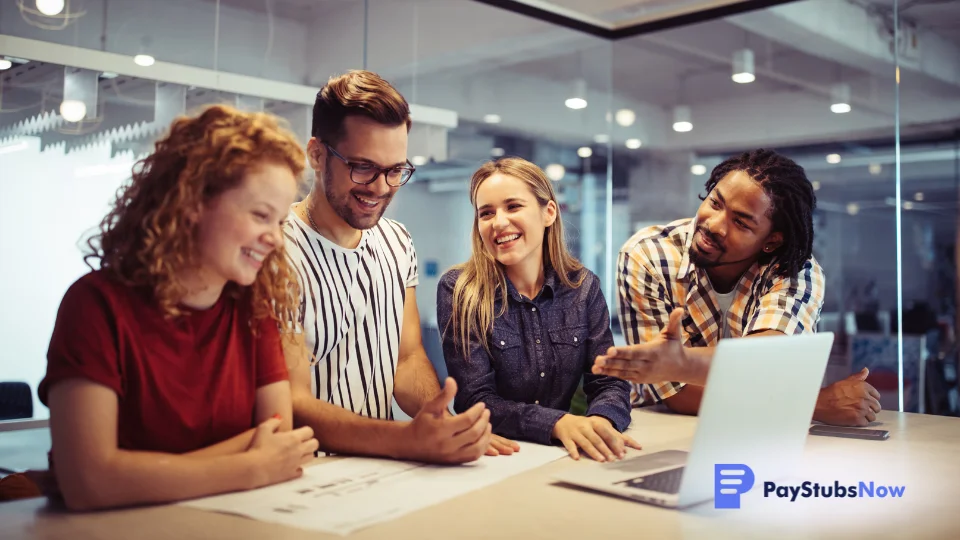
<box><xmin>573</xmin><ymin>337</ymin><xmax>578</xmax><ymax>342</ymax></box>
<box><xmin>535</xmin><ymin>400</ymin><xmax>540</xmax><ymax>405</ymax></box>
<box><xmin>536</xmin><ymin>339</ymin><xmax>541</xmax><ymax>344</ymax></box>
<box><xmin>531</xmin><ymin>307</ymin><xmax>537</xmax><ymax>312</ymax></box>
<box><xmin>540</xmin><ymin>372</ymin><xmax>545</xmax><ymax>377</ymax></box>
<box><xmin>500</xmin><ymin>340</ymin><xmax>505</xmax><ymax>346</ymax></box>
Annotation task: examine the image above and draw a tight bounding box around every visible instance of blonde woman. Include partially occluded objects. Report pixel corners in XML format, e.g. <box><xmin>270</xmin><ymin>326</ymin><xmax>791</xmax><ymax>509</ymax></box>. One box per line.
<box><xmin>437</xmin><ymin>157</ymin><xmax>640</xmax><ymax>461</ymax></box>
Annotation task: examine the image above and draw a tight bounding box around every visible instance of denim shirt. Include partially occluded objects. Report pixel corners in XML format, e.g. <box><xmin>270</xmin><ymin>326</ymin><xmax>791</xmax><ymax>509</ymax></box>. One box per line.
<box><xmin>436</xmin><ymin>267</ymin><xmax>632</xmax><ymax>445</ymax></box>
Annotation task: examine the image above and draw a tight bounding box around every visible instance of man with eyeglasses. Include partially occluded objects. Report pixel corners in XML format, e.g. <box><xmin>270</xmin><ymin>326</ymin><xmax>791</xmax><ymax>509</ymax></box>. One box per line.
<box><xmin>283</xmin><ymin>70</ymin><xmax>517</xmax><ymax>464</ymax></box>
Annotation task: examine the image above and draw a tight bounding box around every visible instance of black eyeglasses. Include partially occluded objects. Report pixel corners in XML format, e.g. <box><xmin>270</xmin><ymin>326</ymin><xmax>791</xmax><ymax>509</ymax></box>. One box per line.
<box><xmin>323</xmin><ymin>143</ymin><xmax>416</xmax><ymax>187</ymax></box>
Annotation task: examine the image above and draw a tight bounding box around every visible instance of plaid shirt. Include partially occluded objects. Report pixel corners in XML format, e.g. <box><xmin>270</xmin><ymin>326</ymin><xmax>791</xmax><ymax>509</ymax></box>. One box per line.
<box><xmin>616</xmin><ymin>218</ymin><xmax>825</xmax><ymax>406</ymax></box>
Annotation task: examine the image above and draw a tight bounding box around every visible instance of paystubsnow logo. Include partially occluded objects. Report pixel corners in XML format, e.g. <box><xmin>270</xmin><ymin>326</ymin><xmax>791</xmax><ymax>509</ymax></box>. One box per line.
<box><xmin>714</xmin><ymin>464</ymin><xmax>906</xmax><ymax>509</ymax></box>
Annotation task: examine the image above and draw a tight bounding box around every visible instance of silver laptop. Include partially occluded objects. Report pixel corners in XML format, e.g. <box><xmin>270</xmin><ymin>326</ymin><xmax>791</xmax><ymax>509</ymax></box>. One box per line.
<box><xmin>555</xmin><ymin>332</ymin><xmax>834</xmax><ymax>509</ymax></box>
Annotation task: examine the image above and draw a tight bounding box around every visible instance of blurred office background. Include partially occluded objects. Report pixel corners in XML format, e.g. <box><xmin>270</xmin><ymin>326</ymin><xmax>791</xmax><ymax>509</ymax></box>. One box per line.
<box><xmin>1</xmin><ymin>0</ymin><xmax>958</xmax><ymax>430</ymax></box>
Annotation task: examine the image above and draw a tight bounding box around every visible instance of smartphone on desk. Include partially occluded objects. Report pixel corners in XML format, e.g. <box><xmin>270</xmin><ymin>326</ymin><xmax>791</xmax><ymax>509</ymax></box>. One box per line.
<box><xmin>809</xmin><ymin>425</ymin><xmax>889</xmax><ymax>441</ymax></box>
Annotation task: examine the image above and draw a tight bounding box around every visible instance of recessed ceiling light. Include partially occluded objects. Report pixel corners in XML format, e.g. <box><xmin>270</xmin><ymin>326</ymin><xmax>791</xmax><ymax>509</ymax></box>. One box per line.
<box><xmin>577</xmin><ymin>146</ymin><xmax>593</xmax><ymax>158</ymax></box>
<box><xmin>690</xmin><ymin>164</ymin><xmax>707</xmax><ymax>176</ymax></box>
<box><xmin>868</xmin><ymin>163</ymin><xmax>882</xmax><ymax>175</ymax></box>
<box><xmin>914</xmin><ymin>192</ymin><xmax>924</xmax><ymax>201</ymax></box>
<box><xmin>411</xmin><ymin>155</ymin><xmax>428</xmax><ymax>166</ymax></box>
<box><xmin>826</xmin><ymin>153</ymin><xmax>841</xmax><ymax>164</ymax></box>
<box><xmin>59</xmin><ymin>100</ymin><xmax>86</xmax><ymax>122</ymax></box>
<box><xmin>903</xmin><ymin>201</ymin><xmax>914</xmax><ymax>210</ymax></box>
<box><xmin>846</xmin><ymin>202</ymin><xmax>859</xmax><ymax>215</ymax></box>
<box><xmin>593</xmin><ymin>134</ymin><xmax>610</xmax><ymax>144</ymax></box>
<box><xmin>490</xmin><ymin>147</ymin><xmax>505</xmax><ymax>157</ymax></box>
<box><xmin>36</xmin><ymin>0</ymin><xmax>65</xmax><ymax>16</ymax></box>
<box><xmin>483</xmin><ymin>114</ymin><xmax>501</xmax><ymax>124</ymax></box>
<box><xmin>565</xmin><ymin>97</ymin><xmax>587</xmax><ymax>110</ymax></box>
<box><xmin>812</xmin><ymin>180</ymin><xmax>821</xmax><ymax>191</ymax></box>
<box><xmin>625</xmin><ymin>138</ymin><xmax>642</xmax><ymax>149</ymax></box>
<box><xmin>0</xmin><ymin>59</ymin><xmax>12</xmax><ymax>71</ymax></box>
<box><xmin>134</xmin><ymin>54</ymin><xmax>155</xmax><ymax>67</ymax></box>
<box><xmin>615</xmin><ymin>109</ymin><xmax>635</xmax><ymax>127</ymax></box>
<box><xmin>545</xmin><ymin>164</ymin><xmax>565</xmax><ymax>181</ymax></box>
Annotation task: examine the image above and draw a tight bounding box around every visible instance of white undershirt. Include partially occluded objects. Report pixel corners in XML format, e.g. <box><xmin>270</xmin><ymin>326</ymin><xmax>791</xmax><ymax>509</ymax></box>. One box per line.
<box><xmin>715</xmin><ymin>289</ymin><xmax>737</xmax><ymax>338</ymax></box>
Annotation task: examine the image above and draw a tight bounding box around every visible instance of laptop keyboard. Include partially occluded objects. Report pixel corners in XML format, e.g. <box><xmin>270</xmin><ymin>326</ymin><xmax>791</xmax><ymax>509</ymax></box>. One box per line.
<box><xmin>614</xmin><ymin>467</ymin><xmax>685</xmax><ymax>495</ymax></box>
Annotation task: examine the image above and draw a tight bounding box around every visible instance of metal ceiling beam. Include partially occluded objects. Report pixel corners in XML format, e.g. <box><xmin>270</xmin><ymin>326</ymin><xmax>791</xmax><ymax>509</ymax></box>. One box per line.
<box><xmin>472</xmin><ymin>0</ymin><xmax>803</xmax><ymax>40</ymax></box>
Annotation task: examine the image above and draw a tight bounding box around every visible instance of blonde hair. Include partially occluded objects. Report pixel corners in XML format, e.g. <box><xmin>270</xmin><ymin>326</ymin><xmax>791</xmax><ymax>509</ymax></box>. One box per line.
<box><xmin>446</xmin><ymin>157</ymin><xmax>585</xmax><ymax>354</ymax></box>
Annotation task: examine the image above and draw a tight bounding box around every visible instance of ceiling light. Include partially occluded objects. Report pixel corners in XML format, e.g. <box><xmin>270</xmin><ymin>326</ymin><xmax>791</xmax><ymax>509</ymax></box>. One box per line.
<box><xmin>691</xmin><ymin>164</ymin><xmax>707</xmax><ymax>176</ymax></box>
<box><xmin>673</xmin><ymin>105</ymin><xmax>692</xmax><ymax>132</ymax></box>
<box><xmin>826</xmin><ymin>153</ymin><xmax>841</xmax><ymax>164</ymax></box>
<box><xmin>99</xmin><ymin>71</ymin><xmax>119</xmax><ymax>79</ymax></box>
<box><xmin>0</xmin><ymin>59</ymin><xmax>12</xmax><ymax>71</ymax></box>
<box><xmin>615</xmin><ymin>108</ymin><xmax>636</xmax><ymax>127</ymax></box>
<box><xmin>411</xmin><ymin>155</ymin><xmax>428</xmax><ymax>166</ymax></box>
<box><xmin>577</xmin><ymin>146</ymin><xmax>593</xmax><ymax>158</ymax></box>
<box><xmin>565</xmin><ymin>80</ymin><xmax>587</xmax><ymax>110</ymax></box>
<box><xmin>545</xmin><ymin>164</ymin><xmax>565</xmax><ymax>181</ymax></box>
<box><xmin>483</xmin><ymin>114</ymin><xmax>501</xmax><ymax>124</ymax></box>
<box><xmin>868</xmin><ymin>163</ymin><xmax>882</xmax><ymax>175</ymax></box>
<box><xmin>134</xmin><ymin>54</ymin><xmax>155</xmax><ymax>67</ymax></box>
<box><xmin>490</xmin><ymin>147</ymin><xmax>505</xmax><ymax>157</ymax></box>
<box><xmin>903</xmin><ymin>201</ymin><xmax>914</xmax><ymax>210</ymax></box>
<box><xmin>914</xmin><ymin>192</ymin><xmax>924</xmax><ymax>201</ymax></box>
<box><xmin>36</xmin><ymin>0</ymin><xmax>65</xmax><ymax>16</ymax></box>
<box><xmin>625</xmin><ymin>138</ymin><xmax>642</xmax><ymax>149</ymax></box>
<box><xmin>731</xmin><ymin>49</ymin><xmax>755</xmax><ymax>84</ymax></box>
<box><xmin>846</xmin><ymin>203</ymin><xmax>860</xmax><ymax>216</ymax></box>
<box><xmin>59</xmin><ymin>100</ymin><xmax>87</xmax><ymax>122</ymax></box>
<box><xmin>812</xmin><ymin>180</ymin><xmax>821</xmax><ymax>191</ymax></box>
<box><xmin>830</xmin><ymin>83</ymin><xmax>851</xmax><ymax>114</ymax></box>
<box><xmin>593</xmin><ymin>134</ymin><xmax>610</xmax><ymax>144</ymax></box>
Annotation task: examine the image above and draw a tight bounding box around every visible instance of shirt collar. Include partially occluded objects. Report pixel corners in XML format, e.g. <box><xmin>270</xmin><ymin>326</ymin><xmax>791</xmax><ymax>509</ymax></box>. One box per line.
<box><xmin>504</xmin><ymin>265</ymin><xmax>558</xmax><ymax>302</ymax></box>
<box><xmin>678</xmin><ymin>218</ymin><xmax>697</xmax><ymax>281</ymax></box>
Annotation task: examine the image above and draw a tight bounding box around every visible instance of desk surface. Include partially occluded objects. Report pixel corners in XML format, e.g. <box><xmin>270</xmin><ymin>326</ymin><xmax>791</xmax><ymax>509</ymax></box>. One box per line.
<box><xmin>3</xmin><ymin>409</ymin><xmax>959</xmax><ymax>540</ymax></box>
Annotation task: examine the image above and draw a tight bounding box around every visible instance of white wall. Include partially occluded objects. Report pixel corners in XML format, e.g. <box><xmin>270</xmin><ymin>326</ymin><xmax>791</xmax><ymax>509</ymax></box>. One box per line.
<box><xmin>0</xmin><ymin>138</ymin><xmax>132</xmax><ymax>418</ymax></box>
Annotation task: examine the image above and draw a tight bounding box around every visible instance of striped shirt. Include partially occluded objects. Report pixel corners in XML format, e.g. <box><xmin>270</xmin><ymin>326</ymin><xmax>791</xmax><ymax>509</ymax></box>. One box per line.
<box><xmin>617</xmin><ymin>218</ymin><xmax>825</xmax><ymax>406</ymax></box>
<box><xmin>284</xmin><ymin>211</ymin><xmax>419</xmax><ymax>419</ymax></box>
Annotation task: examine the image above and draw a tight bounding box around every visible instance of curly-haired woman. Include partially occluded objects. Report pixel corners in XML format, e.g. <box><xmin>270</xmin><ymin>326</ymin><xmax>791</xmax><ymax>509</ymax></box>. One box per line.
<box><xmin>38</xmin><ymin>104</ymin><xmax>318</xmax><ymax>511</ymax></box>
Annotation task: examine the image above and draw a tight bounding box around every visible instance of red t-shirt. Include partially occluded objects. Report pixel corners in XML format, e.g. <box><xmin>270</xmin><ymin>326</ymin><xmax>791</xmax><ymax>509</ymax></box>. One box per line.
<box><xmin>39</xmin><ymin>270</ymin><xmax>288</xmax><ymax>454</ymax></box>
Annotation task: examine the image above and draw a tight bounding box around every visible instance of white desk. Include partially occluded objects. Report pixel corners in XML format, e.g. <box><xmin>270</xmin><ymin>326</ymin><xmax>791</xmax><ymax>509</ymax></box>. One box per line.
<box><xmin>2</xmin><ymin>409</ymin><xmax>959</xmax><ymax>539</ymax></box>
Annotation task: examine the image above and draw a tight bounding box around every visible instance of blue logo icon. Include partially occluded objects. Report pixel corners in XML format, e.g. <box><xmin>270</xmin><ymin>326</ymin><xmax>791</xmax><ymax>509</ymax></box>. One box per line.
<box><xmin>715</xmin><ymin>464</ymin><xmax>755</xmax><ymax>509</ymax></box>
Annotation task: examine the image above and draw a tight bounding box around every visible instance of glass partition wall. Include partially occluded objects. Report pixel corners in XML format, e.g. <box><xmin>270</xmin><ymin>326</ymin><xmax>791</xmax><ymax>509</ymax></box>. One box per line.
<box><xmin>3</xmin><ymin>0</ymin><xmax>958</xmax><ymax>420</ymax></box>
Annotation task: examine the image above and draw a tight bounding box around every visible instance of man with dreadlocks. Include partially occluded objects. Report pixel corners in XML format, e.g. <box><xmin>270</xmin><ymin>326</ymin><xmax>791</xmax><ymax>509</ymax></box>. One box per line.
<box><xmin>593</xmin><ymin>148</ymin><xmax>881</xmax><ymax>427</ymax></box>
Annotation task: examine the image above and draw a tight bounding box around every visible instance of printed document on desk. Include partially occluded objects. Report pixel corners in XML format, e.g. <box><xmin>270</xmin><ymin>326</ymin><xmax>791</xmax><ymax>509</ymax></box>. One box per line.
<box><xmin>181</xmin><ymin>442</ymin><xmax>568</xmax><ymax>535</ymax></box>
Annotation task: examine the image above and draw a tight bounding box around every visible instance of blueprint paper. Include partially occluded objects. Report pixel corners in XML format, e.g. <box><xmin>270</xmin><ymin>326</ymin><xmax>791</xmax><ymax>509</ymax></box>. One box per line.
<box><xmin>181</xmin><ymin>442</ymin><xmax>568</xmax><ymax>535</ymax></box>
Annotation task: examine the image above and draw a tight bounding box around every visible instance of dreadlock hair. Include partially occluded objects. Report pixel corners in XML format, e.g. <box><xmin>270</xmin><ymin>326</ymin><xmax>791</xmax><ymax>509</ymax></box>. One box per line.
<box><xmin>700</xmin><ymin>148</ymin><xmax>817</xmax><ymax>279</ymax></box>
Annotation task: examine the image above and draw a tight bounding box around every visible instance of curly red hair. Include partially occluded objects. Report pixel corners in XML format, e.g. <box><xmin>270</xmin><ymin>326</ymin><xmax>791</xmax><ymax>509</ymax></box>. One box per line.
<box><xmin>86</xmin><ymin>104</ymin><xmax>305</xmax><ymax>326</ymax></box>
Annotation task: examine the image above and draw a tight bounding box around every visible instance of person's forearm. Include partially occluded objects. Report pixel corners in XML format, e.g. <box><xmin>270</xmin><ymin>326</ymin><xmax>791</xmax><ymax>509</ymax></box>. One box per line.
<box><xmin>291</xmin><ymin>395</ymin><xmax>409</xmax><ymax>459</ymax></box>
<box><xmin>394</xmin><ymin>353</ymin><xmax>443</xmax><ymax>417</ymax></box>
<box><xmin>673</xmin><ymin>347</ymin><xmax>714</xmax><ymax>385</ymax></box>
<box><xmin>184</xmin><ymin>429</ymin><xmax>255</xmax><ymax>458</ymax></box>
<box><xmin>58</xmin><ymin>448</ymin><xmax>259</xmax><ymax>511</ymax></box>
<box><xmin>582</xmin><ymin>377</ymin><xmax>632</xmax><ymax>431</ymax></box>
<box><xmin>459</xmin><ymin>391</ymin><xmax>564</xmax><ymax>445</ymax></box>
<box><xmin>663</xmin><ymin>384</ymin><xmax>704</xmax><ymax>415</ymax></box>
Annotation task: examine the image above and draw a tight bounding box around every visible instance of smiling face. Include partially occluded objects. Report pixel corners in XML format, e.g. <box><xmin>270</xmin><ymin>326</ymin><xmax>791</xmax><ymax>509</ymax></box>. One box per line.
<box><xmin>690</xmin><ymin>170</ymin><xmax>783</xmax><ymax>269</ymax></box>
<box><xmin>474</xmin><ymin>173</ymin><xmax>557</xmax><ymax>271</ymax></box>
<box><xmin>195</xmin><ymin>161</ymin><xmax>298</xmax><ymax>289</ymax></box>
<box><xmin>310</xmin><ymin>115</ymin><xmax>409</xmax><ymax>231</ymax></box>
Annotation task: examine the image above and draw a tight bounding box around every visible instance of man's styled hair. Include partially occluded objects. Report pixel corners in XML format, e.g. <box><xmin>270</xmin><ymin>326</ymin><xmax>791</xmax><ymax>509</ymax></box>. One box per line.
<box><xmin>701</xmin><ymin>148</ymin><xmax>817</xmax><ymax>278</ymax></box>
<box><xmin>311</xmin><ymin>70</ymin><xmax>411</xmax><ymax>144</ymax></box>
